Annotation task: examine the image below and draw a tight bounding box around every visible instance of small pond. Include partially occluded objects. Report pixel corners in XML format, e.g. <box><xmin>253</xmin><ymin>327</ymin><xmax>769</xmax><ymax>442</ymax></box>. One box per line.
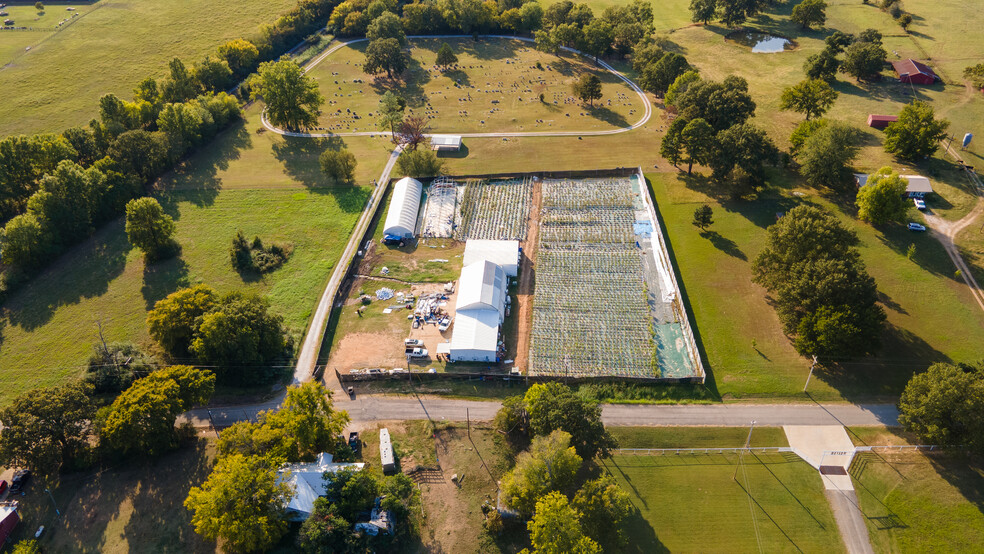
<box><xmin>727</xmin><ymin>31</ymin><xmax>795</xmax><ymax>53</ymax></box>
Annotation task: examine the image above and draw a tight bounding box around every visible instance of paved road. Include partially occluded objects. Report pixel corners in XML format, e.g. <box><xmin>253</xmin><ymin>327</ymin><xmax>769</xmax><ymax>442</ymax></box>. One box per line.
<box><xmin>261</xmin><ymin>35</ymin><xmax>652</xmax><ymax>139</ymax></box>
<box><xmin>181</xmin><ymin>395</ymin><xmax>899</xmax><ymax>429</ymax></box>
<box><xmin>291</xmin><ymin>146</ymin><xmax>402</xmax><ymax>384</ymax></box>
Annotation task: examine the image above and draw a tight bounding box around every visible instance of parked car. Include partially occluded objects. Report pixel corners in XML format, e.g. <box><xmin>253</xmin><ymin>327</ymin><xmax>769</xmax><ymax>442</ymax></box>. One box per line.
<box><xmin>348</xmin><ymin>432</ymin><xmax>360</xmax><ymax>454</ymax></box>
<box><xmin>10</xmin><ymin>470</ymin><xmax>31</xmax><ymax>493</ymax></box>
<box><xmin>907</xmin><ymin>222</ymin><xmax>927</xmax><ymax>231</ymax></box>
<box><xmin>438</xmin><ymin>316</ymin><xmax>453</xmax><ymax>332</ymax></box>
<box><xmin>404</xmin><ymin>338</ymin><xmax>424</xmax><ymax>347</ymax></box>
<box><xmin>914</xmin><ymin>198</ymin><xmax>927</xmax><ymax>210</ymax></box>
<box><xmin>407</xmin><ymin>348</ymin><xmax>428</xmax><ymax>359</ymax></box>
<box><xmin>366</xmin><ymin>368</ymin><xmax>383</xmax><ymax>375</ymax></box>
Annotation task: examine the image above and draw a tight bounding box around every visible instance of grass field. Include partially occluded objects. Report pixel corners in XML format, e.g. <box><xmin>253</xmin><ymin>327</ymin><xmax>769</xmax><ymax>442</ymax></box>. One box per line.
<box><xmin>851</xmin><ymin>451</ymin><xmax>984</xmax><ymax>553</ymax></box>
<box><xmin>6</xmin><ymin>438</ymin><xmax>219</xmax><ymax>552</ymax></box>
<box><xmin>647</xmin><ymin>171</ymin><xmax>984</xmax><ymax>401</ymax></box>
<box><xmin>602</xmin><ymin>451</ymin><xmax>843</xmax><ymax>552</ymax></box>
<box><xmin>0</xmin><ymin>107</ymin><xmax>380</xmax><ymax>406</ymax></box>
<box><xmin>308</xmin><ymin>37</ymin><xmax>644</xmax><ymax>134</ymax></box>
<box><xmin>0</xmin><ymin>0</ymin><xmax>296</xmax><ymax>136</ymax></box>
<box><xmin>0</xmin><ymin>3</ymin><xmax>95</xmax><ymax>66</ymax></box>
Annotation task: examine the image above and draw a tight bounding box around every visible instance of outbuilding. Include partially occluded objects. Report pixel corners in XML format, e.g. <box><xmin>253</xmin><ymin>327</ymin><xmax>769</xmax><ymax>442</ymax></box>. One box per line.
<box><xmin>0</xmin><ymin>503</ymin><xmax>19</xmax><ymax>545</ymax></box>
<box><xmin>891</xmin><ymin>59</ymin><xmax>939</xmax><ymax>85</ymax></box>
<box><xmin>449</xmin><ymin>308</ymin><xmax>501</xmax><ymax>362</ymax></box>
<box><xmin>430</xmin><ymin>135</ymin><xmax>462</xmax><ymax>152</ymax></box>
<box><xmin>455</xmin><ymin>260</ymin><xmax>507</xmax><ymax>321</ymax></box>
<box><xmin>463</xmin><ymin>239</ymin><xmax>520</xmax><ymax>277</ymax></box>
<box><xmin>379</xmin><ymin>428</ymin><xmax>396</xmax><ymax>474</ymax></box>
<box><xmin>855</xmin><ymin>173</ymin><xmax>934</xmax><ymax>198</ymax></box>
<box><xmin>866</xmin><ymin>114</ymin><xmax>898</xmax><ymax>130</ymax></box>
<box><xmin>383</xmin><ymin>177</ymin><xmax>423</xmax><ymax>243</ymax></box>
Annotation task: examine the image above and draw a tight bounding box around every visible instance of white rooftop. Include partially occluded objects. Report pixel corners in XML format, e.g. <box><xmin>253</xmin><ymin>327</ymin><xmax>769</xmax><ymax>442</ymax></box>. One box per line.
<box><xmin>463</xmin><ymin>239</ymin><xmax>520</xmax><ymax>277</ymax></box>
<box><xmin>430</xmin><ymin>135</ymin><xmax>462</xmax><ymax>147</ymax></box>
<box><xmin>450</xmin><ymin>308</ymin><xmax>501</xmax><ymax>362</ymax></box>
<box><xmin>455</xmin><ymin>260</ymin><xmax>506</xmax><ymax>321</ymax></box>
<box><xmin>854</xmin><ymin>173</ymin><xmax>933</xmax><ymax>194</ymax></box>
<box><xmin>277</xmin><ymin>453</ymin><xmax>365</xmax><ymax>521</ymax></box>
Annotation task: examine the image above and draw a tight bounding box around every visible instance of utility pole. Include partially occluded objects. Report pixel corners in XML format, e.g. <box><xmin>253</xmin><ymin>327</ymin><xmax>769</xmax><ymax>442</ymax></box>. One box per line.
<box><xmin>44</xmin><ymin>488</ymin><xmax>60</xmax><ymax>516</ymax></box>
<box><xmin>733</xmin><ymin>420</ymin><xmax>756</xmax><ymax>481</ymax></box>
<box><xmin>803</xmin><ymin>355</ymin><xmax>819</xmax><ymax>393</ymax></box>
<box><xmin>466</xmin><ymin>408</ymin><xmax>471</xmax><ymax>438</ymax></box>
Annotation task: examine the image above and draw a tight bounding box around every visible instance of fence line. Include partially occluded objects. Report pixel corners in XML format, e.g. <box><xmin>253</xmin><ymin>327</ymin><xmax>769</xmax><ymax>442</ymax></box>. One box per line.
<box><xmin>614</xmin><ymin>447</ymin><xmax>794</xmax><ymax>456</ymax></box>
<box><xmin>855</xmin><ymin>445</ymin><xmax>941</xmax><ymax>453</ymax></box>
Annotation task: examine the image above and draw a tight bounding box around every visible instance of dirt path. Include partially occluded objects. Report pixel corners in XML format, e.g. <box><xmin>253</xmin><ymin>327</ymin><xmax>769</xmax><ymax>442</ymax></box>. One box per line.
<box><xmin>513</xmin><ymin>179</ymin><xmax>542</xmax><ymax>373</ymax></box>
<box><xmin>925</xmin><ymin>143</ymin><xmax>984</xmax><ymax>313</ymax></box>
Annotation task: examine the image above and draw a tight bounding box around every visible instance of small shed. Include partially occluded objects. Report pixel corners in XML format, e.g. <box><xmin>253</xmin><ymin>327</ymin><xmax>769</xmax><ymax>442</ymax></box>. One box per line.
<box><xmin>379</xmin><ymin>428</ymin><xmax>396</xmax><ymax>474</ymax></box>
<box><xmin>463</xmin><ymin>239</ymin><xmax>520</xmax><ymax>277</ymax></box>
<box><xmin>891</xmin><ymin>59</ymin><xmax>939</xmax><ymax>85</ymax></box>
<box><xmin>867</xmin><ymin>114</ymin><xmax>898</xmax><ymax>130</ymax></box>
<box><xmin>430</xmin><ymin>135</ymin><xmax>462</xmax><ymax>152</ymax></box>
<box><xmin>383</xmin><ymin>177</ymin><xmax>423</xmax><ymax>241</ymax></box>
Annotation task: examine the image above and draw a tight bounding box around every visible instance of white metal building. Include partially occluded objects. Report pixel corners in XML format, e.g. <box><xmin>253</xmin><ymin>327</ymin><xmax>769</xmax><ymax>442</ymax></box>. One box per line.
<box><xmin>430</xmin><ymin>135</ymin><xmax>462</xmax><ymax>152</ymax></box>
<box><xmin>449</xmin><ymin>308</ymin><xmax>501</xmax><ymax>362</ymax></box>
<box><xmin>380</xmin><ymin>428</ymin><xmax>396</xmax><ymax>473</ymax></box>
<box><xmin>455</xmin><ymin>260</ymin><xmax>506</xmax><ymax>322</ymax></box>
<box><xmin>383</xmin><ymin>177</ymin><xmax>423</xmax><ymax>240</ymax></box>
<box><xmin>277</xmin><ymin>453</ymin><xmax>365</xmax><ymax>521</ymax></box>
<box><xmin>854</xmin><ymin>173</ymin><xmax>934</xmax><ymax>198</ymax></box>
<box><xmin>463</xmin><ymin>239</ymin><xmax>520</xmax><ymax>277</ymax></box>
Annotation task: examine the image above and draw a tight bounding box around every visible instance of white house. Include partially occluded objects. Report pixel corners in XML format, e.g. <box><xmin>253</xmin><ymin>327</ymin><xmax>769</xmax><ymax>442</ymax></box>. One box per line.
<box><xmin>277</xmin><ymin>453</ymin><xmax>365</xmax><ymax>521</ymax></box>
<box><xmin>463</xmin><ymin>239</ymin><xmax>520</xmax><ymax>277</ymax></box>
<box><xmin>855</xmin><ymin>173</ymin><xmax>934</xmax><ymax>198</ymax></box>
<box><xmin>383</xmin><ymin>177</ymin><xmax>423</xmax><ymax>241</ymax></box>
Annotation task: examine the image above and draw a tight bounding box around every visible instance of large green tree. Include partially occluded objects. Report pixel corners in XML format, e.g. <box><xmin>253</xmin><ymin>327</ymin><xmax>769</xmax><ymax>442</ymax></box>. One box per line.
<box><xmin>964</xmin><ymin>63</ymin><xmax>984</xmax><ymax>89</ymax></box>
<box><xmin>856</xmin><ymin>166</ymin><xmax>910</xmax><ymax>225</ymax></box>
<box><xmin>640</xmin><ymin>52</ymin><xmax>692</xmax><ymax>96</ymax></box>
<box><xmin>364</xmin><ymin>38</ymin><xmax>408</xmax><ymax>79</ymax></box>
<box><xmin>796</xmin><ymin>121</ymin><xmax>861</xmax><ymax>191</ymax></box>
<box><xmin>790</xmin><ymin>0</ymin><xmax>826</xmax><ymax>29</ymax></box>
<box><xmin>436</xmin><ymin>42</ymin><xmax>458</xmax><ymax>69</ymax></box>
<box><xmin>0</xmin><ymin>382</ymin><xmax>94</xmax><ymax>478</ymax></box>
<box><xmin>366</xmin><ymin>12</ymin><xmax>407</xmax><ymax>46</ymax></box>
<box><xmin>680</xmin><ymin>118</ymin><xmax>716</xmax><ymax>174</ymax></box>
<box><xmin>100</xmin><ymin>366</ymin><xmax>215</xmax><ymax>456</ymax></box>
<box><xmin>0</xmin><ymin>133</ymin><xmax>77</xmax><ymax>221</ymax></box>
<box><xmin>884</xmin><ymin>101</ymin><xmax>950</xmax><ymax>161</ymax></box>
<box><xmin>0</xmin><ymin>213</ymin><xmax>54</xmax><ymax>269</ymax></box>
<box><xmin>125</xmin><ymin>197</ymin><xmax>177</xmax><ymax>259</ymax></box>
<box><xmin>185</xmin><ymin>454</ymin><xmax>291</xmax><ymax>552</ymax></box>
<box><xmin>320</xmin><ymin>147</ymin><xmax>358</xmax><ymax>184</ymax></box>
<box><xmin>803</xmin><ymin>47</ymin><xmax>840</xmax><ymax>82</ymax></box>
<box><xmin>572</xmin><ymin>475</ymin><xmax>634</xmax><ymax>548</ymax></box>
<box><xmin>709</xmin><ymin>122</ymin><xmax>779</xmax><ymax>194</ymax></box>
<box><xmin>779</xmin><ymin>79</ymin><xmax>838</xmax><ymax>120</ymax></box>
<box><xmin>674</xmin><ymin>75</ymin><xmax>756</xmax><ymax>131</ymax></box>
<box><xmin>841</xmin><ymin>41</ymin><xmax>887</xmax><ymax>82</ymax></box>
<box><xmin>252</xmin><ymin>59</ymin><xmax>324</xmax><ymax>131</ymax></box>
<box><xmin>898</xmin><ymin>362</ymin><xmax>984</xmax><ymax>452</ymax></box>
<box><xmin>523</xmin><ymin>382</ymin><xmax>617</xmax><ymax>459</ymax></box>
<box><xmin>27</xmin><ymin>160</ymin><xmax>103</xmax><ymax>245</ymax></box>
<box><xmin>527</xmin><ymin>492</ymin><xmax>602</xmax><ymax>554</ymax></box>
<box><xmin>689</xmin><ymin>0</ymin><xmax>717</xmax><ymax>24</ymax></box>
<box><xmin>147</xmin><ymin>284</ymin><xmax>219</xmax><ymax>357</ymax></box>
<box><xmin>376</xmin><ymin>91</ymin><xmax>406</xmax><ymax>140</ymax></box>
<box><xmin>396</xmin><ymin>148</ymin><xmax>444</xmax><ymax>178</ymax></box>
<box><xmin>571</xmin><ymin>74</ymin><xmax>603</xmax><ymax>106</ymax></box>
<box><xmin>217</xmin><ymin>38</ymin><xmax>260</xmax><ymax>77</ymax></box>
<box><xmin>501</xmin><ymin>430</ymin><xmax>583</xmax><ymax>516</ymax></box>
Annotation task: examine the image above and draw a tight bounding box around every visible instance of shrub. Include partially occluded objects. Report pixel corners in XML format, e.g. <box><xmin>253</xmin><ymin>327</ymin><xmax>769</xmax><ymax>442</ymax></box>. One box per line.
<box><xmin>230</xmin><ymin>229</ymin><xmax>292</xmax><ymax>273</ymax></box>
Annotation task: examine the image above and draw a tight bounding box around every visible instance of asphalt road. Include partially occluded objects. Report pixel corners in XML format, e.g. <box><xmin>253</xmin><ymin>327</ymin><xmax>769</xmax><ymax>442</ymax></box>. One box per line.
<box><xmin>181</xmin><ymin>395</ymin><xmax>899</xmax><ymax>430</ymax></box>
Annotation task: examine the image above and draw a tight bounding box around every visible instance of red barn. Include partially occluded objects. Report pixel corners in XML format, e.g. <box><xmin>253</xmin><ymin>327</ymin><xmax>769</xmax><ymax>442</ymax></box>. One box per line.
<box><xmin>891</xmin><ymin>59</ymin><xmax>939</xmax><ymax>85</ymax></box>
<box><xmin>867</xmin><ymin>114</ymin><xmax>898</xmax><ymax>129</ymax></box>
<box><xmin>0</xmin><ymin>503</ymin><xmax>20</xmax><ymax>545</ymax></box>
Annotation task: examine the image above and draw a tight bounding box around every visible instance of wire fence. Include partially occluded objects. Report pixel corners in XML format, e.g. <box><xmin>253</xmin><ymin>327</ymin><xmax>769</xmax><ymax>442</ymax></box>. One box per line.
<box><xmin>614</xmin><ymin>447</ymin><xmax>795</xmax><ymax>456</ymax></box>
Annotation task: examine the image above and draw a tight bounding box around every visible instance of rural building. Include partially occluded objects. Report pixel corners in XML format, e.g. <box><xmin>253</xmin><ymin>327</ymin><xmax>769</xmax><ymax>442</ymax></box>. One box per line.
<box><xmin>276</xmin><ymin>453</ymin><xmax>365</xmax><ymax>521</ymax></box>
<box><xmin>455</xmin><ymin>260</ymin><xmax>507</xmax><ymax>321</ymax></box>
<box><xmin>354</xmin><ymin>505</ymin><xmax>395</xmax><ymax>536</ymax></box>
<box><xmin>383</xmin><ymin>177</ymin><xmax>423</xmax><ymax>242</ymax></box>
<box><xmin>867</xmin><ymin>114</ymin><xmax>898</xmax><ymax>129</ymax></box>
<box><xmin>430</xmin><ymin>135</ymin><xmax>462</xmax><ymax>152</ymax></box>
<box><xmin>855</xmin><ymin>173</ymin><xmax>934</xmax><ymax>198</ymax></box>
<box><xmin>379</xmin><ymin>428</ymin><xmax>396</xmax><ymax>473</ymax></box>
<box><xmin>891</xmin><ymin>59</ymin><xmax>939</xmax><ymax>85</ymax></box>
<box><xmin>450</xmin><ymin>259</ymin><xmax>508</xmax><ymax>362</ymax></box>
<box><xmin>0</xmin><ymin>503</ymin><xmax>20</xmax><ymax>545</ymax></box>
<box><xmin>463</xmin><ymin>239</ymin><xmax>520</xmax><ymax>277</ymax></box>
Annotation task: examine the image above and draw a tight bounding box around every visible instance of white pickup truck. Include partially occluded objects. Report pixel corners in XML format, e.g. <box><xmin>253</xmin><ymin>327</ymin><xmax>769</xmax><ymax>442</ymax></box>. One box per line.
<box><xmin>406</xmin><ymin>347</ymin><xmax>429</xmax><ymax>358</ymax></box>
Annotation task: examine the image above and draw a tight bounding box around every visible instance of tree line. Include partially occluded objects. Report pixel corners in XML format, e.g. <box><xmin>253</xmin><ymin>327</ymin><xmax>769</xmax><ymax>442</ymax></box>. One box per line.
<box><xmin>0</xmin><ymin>0</ymin><xmax>344</xmax><ymax>299</ymax></box>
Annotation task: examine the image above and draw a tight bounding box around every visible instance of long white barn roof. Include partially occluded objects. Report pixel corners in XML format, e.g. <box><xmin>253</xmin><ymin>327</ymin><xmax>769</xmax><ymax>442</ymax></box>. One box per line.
<box><xmin>455</xmin><ymin>260</ymin><xmax>506</xmax><ymax>320</ymax></box>
<box><xmin>463</xmin><ymin>239</ymin><xmax>519</xmax><ymax>277</ymax></box>
<box><xmin>383</xmin><ymin>177</ymin><xmax>423</xmax><ymax>238</ymax></box>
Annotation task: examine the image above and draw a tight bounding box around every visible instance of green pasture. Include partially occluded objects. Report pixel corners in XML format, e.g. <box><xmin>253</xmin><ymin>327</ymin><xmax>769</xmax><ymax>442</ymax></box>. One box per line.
<box><xmin>602</xmin><ymin>451</ymin><xmax>842</xmax><ymax>553</ymax></box>
<box><xmin>0</xmin><ymin>0</ymin><xmax>295</xmax><ymax>136</ymax></box>
<box><xmin>307</xmin><ymin>37</ymin><xmax>643</xmax><ymax>134</ymax></box>
<box><xmin>852</xmin><ymin>451</ymin><xmax>984</xmax><ymax>553</ymax></box>
<box><xmin>647</xmin><ymin>172</ymin><xmax>984</xmax><ymax>401</ymax></box>
<box><xmin>0</xmin><ymin>3</ymin><xmax>94</xmax><ymax>65</ymax></box>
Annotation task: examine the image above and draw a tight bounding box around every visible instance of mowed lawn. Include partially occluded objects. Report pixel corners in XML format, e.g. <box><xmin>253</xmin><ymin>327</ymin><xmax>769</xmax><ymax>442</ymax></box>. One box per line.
<box><xmin>0</xmin><ymin>0</ymin><xmax>295</xmax><ymax>136</ymax></box>
<box><xmin>308</xmin><ymin>37</ymin><xmax>644</xmax><ymax>134</ymax></box>
<box><xmin>851</xmin><ymin>451</ymin><xmax>984</xmax><ymax>553</ymax></box>
<box><xmin>647</xmin><ymin>172</ymin><xmax>984</xmax><ymax>400</ymax></box>
<box><xmin>0</xmin><ymin>108</ymin><xmax>381</xmax><ymax>406</ymax></box>
<box><xmin>602</xmin><ymin>451</ymin><xmax>842</xmax><ymax>552</ymax></box>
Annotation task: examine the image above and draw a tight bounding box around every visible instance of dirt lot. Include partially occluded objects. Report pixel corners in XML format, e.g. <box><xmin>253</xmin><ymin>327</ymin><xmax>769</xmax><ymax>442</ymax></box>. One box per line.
<box><xmin>328</xmin><ymin>281</ymin><xmax>458</xmax><ymax>372</ymax></box>
<box><xmin>510</xmin><ymin>179</ymin><xmax>542</xmax><ymax>372</ymax></box>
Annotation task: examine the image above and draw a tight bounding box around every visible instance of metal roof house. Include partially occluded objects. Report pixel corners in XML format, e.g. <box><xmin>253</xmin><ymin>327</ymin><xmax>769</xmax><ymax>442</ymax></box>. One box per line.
<box><xmin>430</xmin><ymin>135</ymin><xmax>462</xmax><ymax>152</ymax></box>
<box><xmin>0</xmin><ymin>503</ymin><xmax>19</xmax><ymax>545</ymax></box>
<box><xmin>891</xmin><ymin>59</ymin><xmax>939</xmax><ymax>85</ymax></box>
<box><xmin>383</xmin><ymin>177</ymin><xmax>423</xmax><ymax>241</ymax></box>
<box><xmin>855</xmin><ymin>173</ymin><xmax>934</xmax><ymax>198</ymax></box>
<box><xmin>463</xmin><ymin>239</ymin><xmax>520</xmax><ymax>277</ymax></box>
<box><xmin>277</xmin><ymin>453</ymin><xmax>365</xmax><ymax>521</ymax></box>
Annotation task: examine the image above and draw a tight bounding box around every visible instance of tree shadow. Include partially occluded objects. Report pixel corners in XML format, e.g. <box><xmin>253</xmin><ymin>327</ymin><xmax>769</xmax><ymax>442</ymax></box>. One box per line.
<box><xmin>585</xmin><ymin>105</ymin><xmax>629</xmax><ymax>127</ymax></box>
<box><xmin>271</xmin><ymin>135</ymin><xmax>344</xmax><ymax>189</ymax></box>
<box><xmin>141</xmin><ymin>256</ymin><xmax>191</xmax><ymax>310</ymax></box>
<box><xmin>449</xmin><ymin>36</ymin><xmax>523</xmax><ymax>61</ymax></box>
<box><xmin>155</xmin><ymin>122</ymin><xmax>253</xmax><ymax>209</ymax></box>
<box><xmin>700</xmin><ymin>230</ymin><xmax>747</xmax><ymax>260</ymax></box>
<box><xmin>368</xmin><ymin>55</ymin><xmax>432</xmax><ymax>108</ymax></box>
<box><xmin>436</xmin><ymin>143</ymin><xmax>470</xmax><ymax>159</ymax></box>
<box><xmin>3</xmin><ymin>220</ymin><xmax>130</xmax><ymax>331</ymax></box>
<box><xmin>876</xmin><ymin>225</ymin><xmax>958</xmax><ymax>279</ymax></box>
<box><xmin>877</xmin><ymin>291</ymin><xmax>908</xmax><ymax>315</ymax></box>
